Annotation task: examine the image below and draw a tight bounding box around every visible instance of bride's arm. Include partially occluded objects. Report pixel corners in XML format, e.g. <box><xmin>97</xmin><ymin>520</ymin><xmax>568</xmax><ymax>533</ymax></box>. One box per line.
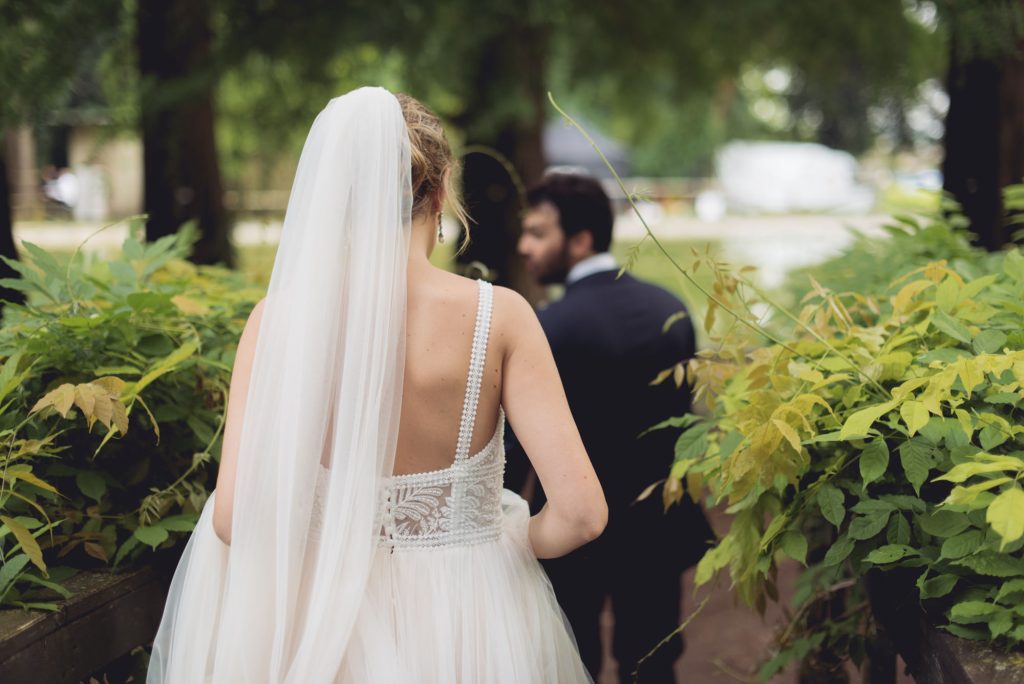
<box><xmin>496</xmin><ymin>287</ymin><xmax>608</xmax><ymax>559</ymax></box>
<box><xmin>212</xmin><ymin>298</ymin><xmax>266</xmax><ymax>544</ymax></box>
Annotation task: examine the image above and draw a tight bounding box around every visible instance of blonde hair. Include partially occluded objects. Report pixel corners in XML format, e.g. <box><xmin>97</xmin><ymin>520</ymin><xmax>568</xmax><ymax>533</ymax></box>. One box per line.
<box><xmin>396</xmin><ymin>93</ymin><xmax>470</xmax><ymax>248</ymax></box>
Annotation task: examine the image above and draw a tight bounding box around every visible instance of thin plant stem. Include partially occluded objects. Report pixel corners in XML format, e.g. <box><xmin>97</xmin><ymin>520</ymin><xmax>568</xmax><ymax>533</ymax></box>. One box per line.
<box><xmin>546</xmin><ymin>93</ymin><xmax>890</xmax><ymax>397</ymax></box>
<box><xmin>64</xmin><ymin>214</ymin><xmax>147</xmax><ymax>311</ymax></box>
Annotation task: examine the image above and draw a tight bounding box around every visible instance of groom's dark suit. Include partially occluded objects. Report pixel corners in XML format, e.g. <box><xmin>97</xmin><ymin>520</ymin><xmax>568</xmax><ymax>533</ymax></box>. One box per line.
<box><xmin>507</xmin><ymin>269</ymin><xmax>712</xmax><ymax>682</ymax></box>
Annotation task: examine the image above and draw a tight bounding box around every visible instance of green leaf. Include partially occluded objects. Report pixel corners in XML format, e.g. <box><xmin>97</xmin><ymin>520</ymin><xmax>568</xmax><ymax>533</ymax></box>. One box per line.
<box><xmin>936</xmin><ymin>277</ymin><xmax>959</xmax><ymax>312</ymax></box>
<box><xmin>849</xmin><ymin>511</ymin><xmax>892</xmax><ymax>540</ymax></box>
<box><xmin>852</xmin><ymin>499</ymin><xmax>896</xmax><ymax>515</ymax></box>
<box><xmin>113</xmin><ymin>536</ymin><xmax>141</xmax><ymax>567</ymax></box>
<box><xmin>948</xmin><ymin>600</ymin><xmax>1000</xmax><ymax>623</ymax></box>
<box><xmin>898</xmin><ymin>439</ymin><xmax>933</xmax><ymax>495</ymax></box>
<box><xmin>995</xmin><ymin>578</ymin><xmax>1024</xmax><ymax>603</ymax></box>
<box><xmin>1002</xmin><ymin>248</ymin><xmax>1024</xmax><ymax>282</ymax></box>
<box><xmin>919</xmin><ymin>509</ymin><xmax>972</xmax><ymax>538</ymax></box>
<box><xmin>983</xmin><ymin>392</ymin><xmax>1020</xmax><ymax>406</ymax></box>
<box><xmin>16</xmin><ymin>573</ymin><xmax>72</xmax><ymax>599</ymax></box>
<box><xmin>940</xmin><ymin>530</ymin><xmax>983</xmax><ymax>560</ymax></box>
<box><xmin>859</xmin><ymin>440</ymin><xmax>889</xmax><ymax>488</ymax></box>
<box><xmin>879</xmin><ymin>494</ymin><xmax>927</xmax><ymax>513</ymax></box>
<box><xmin>865</xmin><ymin>544</ymin><xmax>917</xmax><ymax>564</ymax></box>
<box><xmin>823</xmin><ymin>535</ymin><xmax>855</xmax><ymax>566</ymax></box>
<box><xmin>953</xmin><ymin>551</ymin><xmax>1024</xmax><ymax>577</ymax></box>
<box><xmin>972</xmin><ymin>329</ymin><xmax>1007</xmax><ymax>354</ymax></box>
<box><xmin>817</xmin><ymin>484</ymin><xmax>845</xmax><ymax>528</ymax></box>
<box><xmin>887</xmin><ymin>513</ymin><xmax>911</xmax><ymax>545</ymax></box>
<box><xmin>989</xmin><ymin>614</ymin><xmax>1014</xmax><ymax>638</ymax></box>
<box><xmin>0</xmin><ymin>554</ymin><xmax>31</xmax><ymax>600</ymax></box>
<box><xmin>133</xmin><ymin>525</ymin><xmax>170</xmax><ymax>549</ymax></box>
<box><xmin>157</xmin><ymin>515</ymin><xmax>197</xmax><ymax>533</ymax></box>
<box><xmin>986</xmin><ymin>486</ymin><xmax>1024</xmax><ymax>549</ymax></box>
<box><xmin>932</xmin><ymin>310</ymin><xmax>972</xmax><ymax>345</ymax></box>
<box><xmin>839</xmin><ymin>400</ymin><xmax>898</xmax><ymax>439</ymax></box>
<box><xmin>122</xmin><ymin>237</ymin><xmax>145</xmax><ymax>261</ymax></box>
<box><xmin>638</xmin><ymin>414</ymin><xmax>701</xmax><ymax>438</ymax></box>
<box><xmin>979</xmin><ymin>424</ymin><xmax>1008</xmax><ymax>451</ymax></box>
<box><xmin>75</xmin><ymin>471</ymin><xmax>107</xmax><ymax>502</ymax></box>
<box><xmin>779</xmin><ymin>530</ymin><xmax>808</xmax><ymax>566</ymax></box>
<box><xmin>674</xmin><ymin>427</ymin><xmax>709</xmax><ymax>461</ymax></box>
<box><xmin>918</xmin><ymin>573</ymin><xmax>958</xmax><ymax>599</ymax></box>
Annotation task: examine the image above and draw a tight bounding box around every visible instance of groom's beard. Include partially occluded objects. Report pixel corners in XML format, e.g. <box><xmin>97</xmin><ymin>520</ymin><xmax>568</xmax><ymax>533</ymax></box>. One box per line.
<box><xmin>538</xmin><ymin>245</ymin><xmax>572</xmax><ymax>286</ymax></box>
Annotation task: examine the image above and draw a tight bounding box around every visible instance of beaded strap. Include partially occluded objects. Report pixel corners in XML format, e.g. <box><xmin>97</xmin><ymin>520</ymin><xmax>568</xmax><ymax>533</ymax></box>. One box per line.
<box><xmin>454</xmin><ymin>280</ymin><xmax>494</xmax><ymax>463</ymax></box>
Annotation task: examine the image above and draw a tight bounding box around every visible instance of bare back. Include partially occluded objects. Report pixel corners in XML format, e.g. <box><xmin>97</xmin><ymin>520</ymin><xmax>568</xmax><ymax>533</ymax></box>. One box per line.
<box><xmin>394</xmin><ymin>270</ymin><xmax>503</xmax><ymax>476</ymax></box>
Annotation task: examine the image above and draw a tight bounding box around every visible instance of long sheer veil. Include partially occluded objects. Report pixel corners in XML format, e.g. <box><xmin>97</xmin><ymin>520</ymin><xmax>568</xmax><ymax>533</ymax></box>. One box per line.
<box><xmin>148</xmin><ymin>86</ymin><xmax>412</xmax><ymax>682</ymax></box>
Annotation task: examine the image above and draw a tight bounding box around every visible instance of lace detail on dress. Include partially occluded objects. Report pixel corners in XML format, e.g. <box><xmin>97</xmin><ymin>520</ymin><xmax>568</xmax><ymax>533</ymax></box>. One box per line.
<box><xmin>310</xmin><ymin>280</ymin><xmax>505</xmax><ymax>551</ymax></box>
<box><xmin>380</xmin><ymin>412</ymin><xmax>504</xmax><ymax>549</ymax></box>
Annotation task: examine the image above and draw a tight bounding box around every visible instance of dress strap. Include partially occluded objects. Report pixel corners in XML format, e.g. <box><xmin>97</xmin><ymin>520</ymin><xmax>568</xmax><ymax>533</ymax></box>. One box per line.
<box><xmin>455</xmin><ymin>279</ymin><xmax>494</xmax><ymax>463</ymax></box>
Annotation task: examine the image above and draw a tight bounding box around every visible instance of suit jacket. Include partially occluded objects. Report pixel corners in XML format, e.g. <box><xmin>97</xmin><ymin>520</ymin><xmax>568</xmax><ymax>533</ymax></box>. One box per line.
<box><xmin>506</xmin><ymin>270</ymin><xmax>712</xmax><ymax>573</ymax></box>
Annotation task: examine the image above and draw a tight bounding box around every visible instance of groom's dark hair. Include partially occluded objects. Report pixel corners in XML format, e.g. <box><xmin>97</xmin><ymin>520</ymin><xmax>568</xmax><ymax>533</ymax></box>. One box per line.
<box><xmin>526</xmin><ymin>173</ymin><xmax>613</xmax><ymax>253</ymax></box>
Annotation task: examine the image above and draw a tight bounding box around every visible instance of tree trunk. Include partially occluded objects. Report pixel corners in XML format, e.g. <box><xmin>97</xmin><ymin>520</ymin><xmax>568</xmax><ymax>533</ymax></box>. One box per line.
<box><xmin>458</xmin><ymin>22</ymin><xmax>546</xmax><ymax>301</ymax></box>
<box><xmin>0</xmin><ymin>133</ymin><xmax>25</xmax><ymax>314</ymax></box>
<box><xmin>942</xmin><ymin>32</ymin><xmax>1024</xmax><ymax>251</ymax></box>
<box><xmin>137</xmin><ymin>0</ymin><xmax>232</xmax><ymax>267</ymax></box>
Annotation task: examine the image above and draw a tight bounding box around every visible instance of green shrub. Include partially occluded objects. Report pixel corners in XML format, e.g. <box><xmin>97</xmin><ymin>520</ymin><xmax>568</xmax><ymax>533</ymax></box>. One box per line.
<box><xmin>0</xmin><ymin>222</ymin><xmax>261</xmax><ymax>609</ymax></box>
<box><xmin>650</xmin><ymin>195</ymin><xmax>1024</xmax><ymax>676</ymax></box>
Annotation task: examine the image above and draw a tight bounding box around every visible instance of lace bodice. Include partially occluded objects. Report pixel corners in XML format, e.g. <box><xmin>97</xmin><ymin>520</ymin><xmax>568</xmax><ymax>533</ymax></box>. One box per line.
<box><xmin>311</xmin><ymin>280</ymin><xmax>505</xmax><ymax>550</ymax></box>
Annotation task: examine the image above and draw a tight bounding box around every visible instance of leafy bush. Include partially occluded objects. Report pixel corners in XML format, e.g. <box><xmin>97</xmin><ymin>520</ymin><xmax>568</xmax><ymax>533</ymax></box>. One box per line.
<box><xmin>650</xmin><ymin>199</ymin><xmax>1024</xmax><ymax>676</ymax></box>
<box><xmin>0</xmin><ymin>222</ymin><xmax>261</xmax><ymax>609</ymax></box>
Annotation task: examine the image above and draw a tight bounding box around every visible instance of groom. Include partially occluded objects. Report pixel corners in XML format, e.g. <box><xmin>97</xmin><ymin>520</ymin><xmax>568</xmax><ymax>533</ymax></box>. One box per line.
<box><xmin>509</xmin><ymin>172</ymin><xmax>711</xmax><ymax>682</ymax></box>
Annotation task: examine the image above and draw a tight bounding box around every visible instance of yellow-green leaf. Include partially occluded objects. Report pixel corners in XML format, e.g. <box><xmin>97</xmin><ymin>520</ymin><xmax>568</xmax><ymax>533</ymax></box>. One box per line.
<box><xmin>9</xmin><ymin>470</ymin><xmax>58</xmax><ymax>495</ymax></box>
<box><xmin>649</xmin><ymin>367</ymin><xmax>674</xmax><ymax>386</ymax></box>
<box><xmin>171</xmin><ymin>295</ymin><xmax>210</xmax><ymax>315</ymax></box>
<box><xmin>936</xmin><ymin>459</ymin><xmax>1020</xmax><ymax>484</ymax></box>
<box><xmin>954</xmin><ymin>409</ymin><xmax>974</xmax><ymax>441</ymax></box>
<box><xmin>73</xmin><ymin>383</ymin><xmax>97</xmax><ymax>417</ymax></box>
<box><xmin>893</xmin><ymin>279</ymin><xmax>931</xmax><ymax>314</ymax></box>
<box><xmin>92</xmin><ymin>376</ymin><xmax>126</xmax><ymax>397</ymax></box>
<box><xmin>987</xmin><ymin>487</ymin><xmax>1024</xmax><ymax>549</ymax></box>
<box><xmin>0</xmin><ymin>515</ymin><xmax>45</xmax><ymax>572</ymax></box>
<box><xmin>772</xmin><ymin>419</ymin><xmax>802</xmax><ymax>452</ymax></box>
<box><xmin>954</xmin><ymin>358</ymin><xmax>984</xmax><ymax>396</ymax></box>
<box><xmin>840</xmin><ymin>400</ymin><xmax>898</xmax><ymax>439</ymax></box>
<box><xmin>900</xmin><ymin>401</ymin><xmax>930</xmax><ymax>437</ymax></box>
<box><xmin>944</xmin><ymin>477</ymin><xmax>1012</xmax><ymax>507</ymax></box>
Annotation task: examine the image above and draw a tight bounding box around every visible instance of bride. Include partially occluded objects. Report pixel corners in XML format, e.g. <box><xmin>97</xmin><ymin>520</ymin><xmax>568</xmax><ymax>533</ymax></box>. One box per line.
<box><xmin>147</xmin><ymin>87</ymin><xmax>607</xmax><ymax>683</ymax></box>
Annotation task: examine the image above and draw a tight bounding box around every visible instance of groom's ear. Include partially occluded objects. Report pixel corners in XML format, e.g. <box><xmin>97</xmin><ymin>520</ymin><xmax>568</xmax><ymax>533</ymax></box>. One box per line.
<box><xmin>568</xmin><ymin>229</ymin><xmax>595</xmax><ymax>258</ymax></box>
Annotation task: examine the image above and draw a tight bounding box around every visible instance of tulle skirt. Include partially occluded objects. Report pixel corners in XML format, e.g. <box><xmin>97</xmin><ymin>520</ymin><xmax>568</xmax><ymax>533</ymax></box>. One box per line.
<box><xmin>338</xmin><ymin>490</ymin><xmax>591</xmax><ymax>683</ymax></box>
<box><xmin>149</xmin><ymin>491</ymin><xmax>590</xmax><ymax>683</ymax></box>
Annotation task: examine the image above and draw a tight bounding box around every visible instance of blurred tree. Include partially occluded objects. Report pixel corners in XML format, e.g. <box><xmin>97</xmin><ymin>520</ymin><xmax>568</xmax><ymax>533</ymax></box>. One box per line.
<box><xmin>941</xmin><ymin>0</ymin><xmax>1024</xmax><ymax>250</ymax></box>
<box><xmin>138</xmin><ymin>0</ymin><xmax>232</xmax><ymax>266</ymax></box>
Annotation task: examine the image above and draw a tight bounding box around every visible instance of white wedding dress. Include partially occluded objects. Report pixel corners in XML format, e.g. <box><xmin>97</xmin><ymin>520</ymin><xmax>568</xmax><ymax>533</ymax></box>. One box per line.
<box><xmin>147</xmin><ymin>88</ymin><xmax>590</xmax><ymax>684</ymax></box>
<box><xmin>307</xmin><ymin>280</ymin><xmax>591</xmax><ymax>683</ymax></box>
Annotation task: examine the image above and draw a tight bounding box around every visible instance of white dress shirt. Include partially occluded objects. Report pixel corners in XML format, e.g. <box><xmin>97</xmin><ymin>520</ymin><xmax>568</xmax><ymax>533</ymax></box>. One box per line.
<box><xmin>565</xmin><ymin>252</ymin><xmax>618</xmax><ymax>286</ymax></box>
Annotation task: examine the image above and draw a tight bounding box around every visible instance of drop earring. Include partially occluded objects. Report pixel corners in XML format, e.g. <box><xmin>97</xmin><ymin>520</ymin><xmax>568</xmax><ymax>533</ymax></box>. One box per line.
<box><xmin>437</xmin><ymin>212</ymin><xmax>445</xmax><ymax>244</ymax></box>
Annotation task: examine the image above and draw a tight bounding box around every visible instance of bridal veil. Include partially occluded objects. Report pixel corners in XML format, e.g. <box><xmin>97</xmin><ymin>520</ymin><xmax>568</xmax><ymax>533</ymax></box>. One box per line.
<box><xmin>148</xmin><ymin>86</ymin><xmax>412</xmax><ymax>682</ymax></box>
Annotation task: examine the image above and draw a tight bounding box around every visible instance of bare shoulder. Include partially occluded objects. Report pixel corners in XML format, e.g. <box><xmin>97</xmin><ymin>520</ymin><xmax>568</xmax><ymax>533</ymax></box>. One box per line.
<box><xmin>491</xmin><ymin>285</ymin><xmax>545</xmax><ymax>357</ymax></box>
<box><xmin>492</xmin><ymin>285</ymin><xmax>536</xmax><ymax>325</ymax></box>
<box><xmin>244</xmin><ymin>297</ymin><xmax>267</xmax><ymax>332</ymax></box>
